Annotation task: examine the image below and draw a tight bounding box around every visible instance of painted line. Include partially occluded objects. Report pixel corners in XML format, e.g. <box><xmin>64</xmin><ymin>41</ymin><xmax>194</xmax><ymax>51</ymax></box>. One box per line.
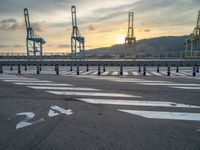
<box><xmin>77</xmin><ymin>98</ymin><xmax>200</xmax><ymax>108</ymax></box>
<box><xmin>14</xmin><ymin>83</ymin><xmax>74</xmax><ymax>86</ymax></box>
<box><xmin>123</xmin><ymin>72</ymin><xmax>129</xmax><ymax>76</ymax></box>
<box><xmin>118</xmin><ymin>110</ymin><xmax>200</xmax><ymax>121</ymax></box>
<box><xmin>102</xmin><ymin>71</ymin><xmax>109</xmax><ymax>75</ymax></box>
<box><xmin>132</xmin><ymin>72</ymin><xmax>139</xmax><ymax>76</ymax></box>
<box><xmin>3</xmin><ymin>80</ymin><xmax>52</xmax><ymax>83</ymax></box>
<box><xmin>112</xmin><ymin>72</ymin><xmax>118</xmax><ymax>75</ymax></box>
<box><xmin>109</xmin><ymin>79</ymin><xmax>167</xmax><ymax>83</ymax></box>
<box><xmin>0</xmin><ymin>78</ymin><xmax>37</xmax><ymax>80</ymax></box>
<box><xmin>82</xmin><ymin>71</ymin><xmax>93</xmax><ymax>75</ymax></box>
<box><xmin>146</xmin><ymin>72</ymin><xmax>151</xmax><ymax>76</ymax></box>
<box><xmin>139</xmin><ymin>83</ymin><xmax>200</xmax><ymax>86</ymax></box>
<box><xmin>27</xmin><ymin>86</ymin><xmax>101</xmax><ymax>91</ymax></box>
<box><xmin>50</xmin><ymin>105</ymin><xmax>73</xmax><ymax>115</ymax></box>
<box><xmin>47</xmin><ymin>91</ymin><xmax>140</xmax><ymax>98</ymax></box>
<box><xmin>171</xmin><ymin>72</ymin><xmax>185</xmax><ymax>76</ymax></box>
<box><xmin>150</xmin><ymin>72</ymin><xmax>163</xmax><ymax>76</ymax></box>
<box><xmin>91</xmin><ymin>71</ymin><xmax>98</xmax><ymax>75</ymax></box>
<box><xmin>171</xmin><ymin>86</ymin><xmax>200</xmax><ymax>90</ymax></box>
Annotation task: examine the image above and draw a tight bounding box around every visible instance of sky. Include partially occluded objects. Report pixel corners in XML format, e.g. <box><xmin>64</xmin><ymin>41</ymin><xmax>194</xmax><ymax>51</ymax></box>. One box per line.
<box><xmin>0</xmin><ymin>0</ymin><xmax>199</xmax><ymax>53</ymax></box>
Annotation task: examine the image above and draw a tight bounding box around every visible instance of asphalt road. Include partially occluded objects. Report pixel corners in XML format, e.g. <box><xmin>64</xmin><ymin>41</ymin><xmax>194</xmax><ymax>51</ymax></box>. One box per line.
<box><xmin>0</xmin><ymin>70</ymin><xmax>200</xmax><ymax>150</ymax></box>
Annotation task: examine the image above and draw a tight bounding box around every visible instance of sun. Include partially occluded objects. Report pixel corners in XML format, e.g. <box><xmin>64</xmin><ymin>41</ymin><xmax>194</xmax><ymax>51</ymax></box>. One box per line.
<box><xmin>116</xmin><ymin>35</ymin><xmax>125</xmax><ymax>44</ymax></box>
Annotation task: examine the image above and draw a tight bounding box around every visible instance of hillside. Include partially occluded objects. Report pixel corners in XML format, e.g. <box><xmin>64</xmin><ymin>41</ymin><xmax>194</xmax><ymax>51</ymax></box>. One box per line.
<box><xmin>87</xmin><ymin>36</ymin><xmax>188</xmax><ymax>54</ymax></box>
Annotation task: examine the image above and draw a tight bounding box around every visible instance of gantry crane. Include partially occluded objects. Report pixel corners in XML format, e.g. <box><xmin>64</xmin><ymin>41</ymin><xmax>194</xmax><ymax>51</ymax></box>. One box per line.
<box><xmin>185</xmin><ymin>10</ymin><xmax>200</xmax><ymax>58</ymax></box>
<box><xmin>125</xmin><ymin>12</ymin><xmax>136</xmax><ymax>46</ymax></box>
<box><xmin>24</xmin><ymin>8</ymin><xmax>45</xmax><ymax>59</ymax></box>
<box><xmin>71</xmin><ymin>5</ymin><xmax>85</xmax><ymax>58</ymax></box>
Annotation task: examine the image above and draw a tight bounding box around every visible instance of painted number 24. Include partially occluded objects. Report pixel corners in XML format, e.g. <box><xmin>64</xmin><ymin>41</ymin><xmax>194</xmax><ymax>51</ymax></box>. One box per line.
<box><xmin>15</xmin><ymin>105</ymin><xmax>73</xmax><ymax>129</ymax></box>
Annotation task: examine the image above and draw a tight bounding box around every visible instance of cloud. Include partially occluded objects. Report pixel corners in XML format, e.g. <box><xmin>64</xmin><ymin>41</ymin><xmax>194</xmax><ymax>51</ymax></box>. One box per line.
<box><xmin>0</xmin><ymin>18</ymin><xmax>46</xmax><ymax>32</ymax></box>
<box><xmin>88</xmin><ymin>25</ymin><xmax>96</xmax><ymax>31</ymax></box>
<box><xmin>144</xmin><ymin>29</ymin><xmax>151</xmax><ymax>32</ymax></box>
<box><xmin>57</xmin><ymin>44</ymin><xmax>71</xmax><ymax>48</ymax></box>
<box><xmin>31</xmin><ymin>21</ymin><xmax>46</xmax><ymax>32</ymax></box>
<box><xmin>0</xmin><ymin>18</ymin><xmax>17</xmax><ymax>23</ymax></box>
<box><xmin>13</xmin><ymin>44</ymin><xmax>23</xmax><ymax>48</ymax></box>
<box><xmin>0</xmin><ymin>45</ymin><xmax>10</xmax><ymax>48</ymax></box>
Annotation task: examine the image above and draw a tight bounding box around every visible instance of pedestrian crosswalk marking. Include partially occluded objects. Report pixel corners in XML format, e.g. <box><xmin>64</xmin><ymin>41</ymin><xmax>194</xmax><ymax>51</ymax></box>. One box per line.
<box><xmin>171</xmin><ymin>86</ymin><xmax>200</xmax><ymax>90</ymax></box>
<box><xmin>3</xmin><ymin>80</ymin><xmax>52</xmax><ymax>83</ymax></box>
<box><xmin>27</xmin><ymin>86</ymin><xmax>101</xmax><ymax>91</ymax></box>
<box><xmin>132</xmin><ymin>72</ymin><xmax>140</xmax><ymax>76</ymax></box>
<box><xmin>14</xmin><ymin>83</ymin><xmax>74</xmax><ymax>86</ymax></box>
<box><xmin>47</xmin><ymin>91</ymin><xmax>140</xmax><ymax>98</ymax></box>
<box><xmin>77</xmin><ymin>98</ymin><xmax>200</xmax><ymax>108</ymax></box>
<box><xmin>112</xmin><ymin>72</ymin><xmax>118</xmax><ymax>75</ymax></box>
<box><xmin>118</xmin><ymin>110</ymin><xmax>200</xmax><ymax>122</ymax></box>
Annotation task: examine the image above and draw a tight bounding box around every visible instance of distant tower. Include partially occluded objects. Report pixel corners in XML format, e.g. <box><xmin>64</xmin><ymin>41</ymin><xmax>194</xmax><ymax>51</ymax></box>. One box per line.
<box><xmin>125</xmin><ymin>12</ymin><xmax>136</xmax><ymax>46</ymax></box>
<box><xmin>24</xmin><ymin>8</ymin><xmax>45</xmax><ymax>59</ymax></box>
<box><xmin>185</xmin><ymin>10</ymin><xmax>200</xmax><ymax>57</ymax></box>
<box><xmin>71</xmin><ymin>6</ymin><xmax>85</xmax><ymax>59</ymax></box>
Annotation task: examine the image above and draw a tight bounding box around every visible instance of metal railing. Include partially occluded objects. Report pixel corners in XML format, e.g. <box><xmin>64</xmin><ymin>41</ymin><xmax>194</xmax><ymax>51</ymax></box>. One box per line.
<box><xmin>0</xmin><ymin>51</ymin><xmax>200</xmax><ymax>60</ymax></box>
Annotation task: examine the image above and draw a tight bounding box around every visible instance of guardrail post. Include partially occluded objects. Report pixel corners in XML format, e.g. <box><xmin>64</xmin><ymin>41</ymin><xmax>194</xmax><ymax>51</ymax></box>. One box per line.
<box><xmin>39</xmin><ymin>65</ymin><xmax>42</xmax><ymax>71</ymax></box>
<box><xmin>120</xmin><ymin>65</ymin><xmax>123</xmax><ymax>76</ymax></box>
<box><xmin>167</xmin><ymin>66</ymin><xmax>170</xmax><ymax>76</ymax></box>
<box><xmin>98</xmin><ymin>65</ymin><xmax>101</xmax><ymax>76</ymax></box>
<box><xmin>196</xmin><ymin>66</ymin><xmax>199</xmax><ymax>73</ymax></box>
<box><xmin>193</xmin><ymin>66</ymin><xmax>196</xmax><ymax>76</ymax></box>
<box><xmin>56</xmin><ymin>65</ymin><xmax>59</xmax><ymax>75</ymax></box>
<box><xmin>0</xmin><ymin>65</ymin><xmax>3</xmax><ymax>74</ymax></box>
<box><xmin>143</xmin><ymin>66</ymin><xmax>146</xmax><ymax>76</ymax></box>
<box><xmin>139</xmin><ymin>65</ymin><xmax>141</xmax><ymax>73</ymax></box>
<box><xmin>176</xmin><ymin>66</ymin><xmax>179</xmax><ymax>73</ymax></box>
<box><xmin>86</xmin><ymin>64</ymin><xmax>89</xmax><ymax>72</ymax></box>
<box><xmin>25</xmin><ymin>65</ymin><xmax>27</xmax><ymax>71</ymax></box>
<box><xmin>157</xmin><ymin>66</ymin><xmax>160</xmax><ymax>73</ymax></box>
<box><xmin>70</xmin><ymin>65</ymin><xmax>73</xmax><ymax>72</ymax></box>
<box><xmin>103</xmin><ymin>65</ymin><xmax>106</xmax><ymax>72</ymax></box>
<box><xmin>18</xmin><ymin>65</ymin><xmax>21</xmax><ymax>74</ymax></box>
<box><xmin>37</xmin><ymin>65</ymin><xmax>40</xmax><ymax>75</ymax></box>
<box><xmin>77</xmin><ymin>66</ymin><xmax>79</xmax><ymax>75</ymax></box>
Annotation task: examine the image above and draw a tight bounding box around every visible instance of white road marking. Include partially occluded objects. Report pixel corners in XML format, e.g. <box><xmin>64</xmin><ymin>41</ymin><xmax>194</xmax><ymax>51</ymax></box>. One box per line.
<box><xmin>118</xmin><ymin>110</ymin><xmax>200</xmax><ymax>121</ymax></box>
<box><xmin>109</xmin><ymin>79</ymin><xmax>167</xmax><ymax>83</ymax></box>
<box><xmin>50</xmin><ymin>105</ymin><xmax>73</xmax><ymax>115</ymax></box>
<box><xmin>112</xmin><ymin>72</ymin><xmax>118</xmax><ymax>75</ymax></box>
<box><xmin>16</xmin><ymin>112</ymin><xmax>45</xmax><ymax>129</ymax></box>
<box><xmin>150</xmin><ymin>72</ymin><xmax>163</xmax><ymax>76</ymax></box>
<box><xmin>77</xmin><ymin>98</ymin><xmax>200</xmax><ymax>108</ymax></box>
<box><xmin>91</xmin><ymin>71</ymin><xmax>98</xmax><ymax>75</ymax></box>
<box><xmin>14</xmin><ymin>83</ymin><xmax>74</xmax><ymax>86</ymax></box>
<box><xmin>171</xmin><ymin>86</ymin><xmax>200</xmax><ymax>90</ymax></box>
<box><xmin>27</xmin><ymin>86</ymin><xmax>101</xmax><ymax>91</ymax></box>
<box><xmin>123</xmin><ymin>72</ymin><xmax>129</xmax><ymax>76</ymax></box>
<box><xmin>139</xmin><ymin>83</ymin><xmax>200</xmax><ymax>86</ymax></box>
<box><xmin>132</xmin><ymin>72</ymin><xmax>139</xmax><ymax>76</ymax></box>
<box><xmin>146</xmin><ymin>72</ymin><xmax>151</xmax><ymax>76</ymax></box>
<box><xmin>82</xmin><ymin>71</ymin><xmax>93</xmax><ymax>75</ymax></box>
<box><xmin>48</xmin><ymin>110</ymin><xmax>60</xmax><ymax>117</ymax></box>
<box><xmin>0</xmin><ymin>78</ymin><xmax>37</xmax><ymax>80</ymax></box>
<box><xmin>102</xmin><ymin>71</ymin><xmax>109</xmax><ymax>75</ymax></box>
<box><xmin>3</xmin><ymin>80</ymin><xmax>52</xmax><ymax>83</ymax></box>
<box><xmin>47</xmin><ymin>91</ymin><xmax>140</xmax><ymax>98</ymax></box>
